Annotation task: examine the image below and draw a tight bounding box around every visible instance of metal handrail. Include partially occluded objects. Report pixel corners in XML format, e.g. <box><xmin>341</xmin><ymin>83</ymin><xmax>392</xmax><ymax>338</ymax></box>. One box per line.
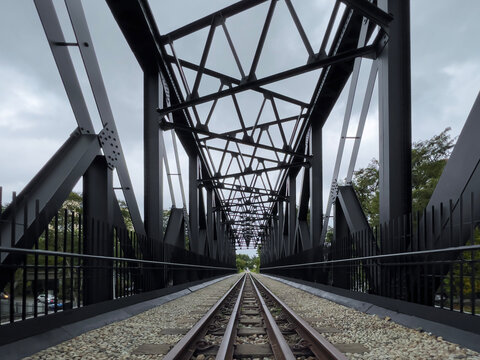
<box><xmin>0</xmin><ymin>246</ymin><xmax>236</xmax><ymax>271</ymax></box>
<box><xmin>261</xmin><ymin>244</ymin><xmax>480</xmax><ymax>270</ymax></box>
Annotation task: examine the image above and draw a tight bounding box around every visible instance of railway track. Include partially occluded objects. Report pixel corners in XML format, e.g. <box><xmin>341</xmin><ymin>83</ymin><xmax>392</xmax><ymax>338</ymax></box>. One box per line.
<box><xmin>164</xmin><ymin>273</ymin><xmax>346</xmax><ymax>360</ymax></box>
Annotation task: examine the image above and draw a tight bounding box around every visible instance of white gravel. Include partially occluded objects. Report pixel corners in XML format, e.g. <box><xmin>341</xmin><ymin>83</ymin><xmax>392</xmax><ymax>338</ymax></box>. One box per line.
<box><xmin>23</xmin><ymin>274</ymin><xmax>242</xmax><ymax>360</ymax></box>
<box><xmin>22</xmin><ymin>273</ymin><xmax>479</xmax><ymax>360</ymax></box>
<box><xmin>254</xmin><ymin>274</ymin><xmax>480</xmax><ymax>360</ymax></box>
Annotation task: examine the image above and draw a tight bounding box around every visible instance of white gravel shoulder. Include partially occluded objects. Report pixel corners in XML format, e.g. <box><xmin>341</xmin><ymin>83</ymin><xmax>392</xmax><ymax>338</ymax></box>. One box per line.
<box><xmin>23</xmin><ymin>274</ymin><xmax>242</xmax><ymax>360</ymax></box>
<box><xmin>255</xmin><ymin>274</ymin><xmax>480</xmax><ymax>360</ymax></box>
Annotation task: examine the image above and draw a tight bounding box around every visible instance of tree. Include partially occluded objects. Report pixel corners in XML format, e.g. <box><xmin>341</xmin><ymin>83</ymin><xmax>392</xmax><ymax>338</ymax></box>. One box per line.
<box><xmin>236</xmin><ymin>254</ymin><xmax>249</xmax><ymax>272</ymax></box>
<box><xmin>352</xmin><ymin>129</ymin><xmax>480</xmax><ymax>307</ymax></box>
<box><xmin>235</xmin><ymin>253</ymin><xmax>260</xmax><ymax>273</ymax></box>
<box><xmin>353</xmin><ymin>128</ymin><xmax>455</xmax><ymax>228</ymax></box>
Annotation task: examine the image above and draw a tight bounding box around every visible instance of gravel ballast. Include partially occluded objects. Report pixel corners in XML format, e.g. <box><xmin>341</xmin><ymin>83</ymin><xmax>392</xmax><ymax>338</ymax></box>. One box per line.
<box><xmin>23</xmin><ymin>274</ymin><xmax>241</xmax><ymax>360</ymax></box>
<box><xmin>20</xmin><ymin>272</ymin><xmax>480</xmax><ymax>359</ymax></box>
<box><xmin>255</xmin><ymin>274</ymin><xmax>480</xmax><ymax>360</ymax></box>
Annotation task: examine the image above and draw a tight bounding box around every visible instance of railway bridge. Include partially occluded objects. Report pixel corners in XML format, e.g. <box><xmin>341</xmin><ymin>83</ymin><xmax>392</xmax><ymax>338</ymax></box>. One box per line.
<box><xmin>0</xmin><ymin>0</ymin><xmax>479</xmax><ymax>358</ymax></box>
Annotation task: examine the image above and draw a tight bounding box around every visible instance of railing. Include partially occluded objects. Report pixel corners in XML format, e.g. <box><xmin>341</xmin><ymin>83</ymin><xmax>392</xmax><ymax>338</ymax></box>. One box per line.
<box><xmin>0</xmin><ymin>200</ymin><xmax>235</xmax><ymax>327</ymax></box>
<box><xmin>262</xmin><ymin>193</ymin><xmax>480</xmax><ymax>317</ymax></box>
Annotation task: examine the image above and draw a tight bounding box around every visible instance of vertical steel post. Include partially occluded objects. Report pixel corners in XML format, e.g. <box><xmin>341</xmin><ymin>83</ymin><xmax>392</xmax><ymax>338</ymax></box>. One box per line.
<box><xmin>310</xmin><ymin>121</ymin><xmax>323</xmax><ymax>247</ymax></box>
<box><xmin>216</xmin><ymin>212</ymin><xmax>224</xmax><ymax>261</ymax></box>
<box><xmin>197</xmin><ymin>186</ymin><xmax>207</xmax><ymax>256</ymax></box>
<box><xmin>206</xmin><ymin>187</ymin><xmax>215</xmax><ymax>259</ymax></box>
<box><xmin>278</xmin><ymin>198</ymin><xmax>285</xmax><ymax>258</ymax></box>
<box><xmin>83</xmin><ymin>156</ymin><xmax>114</xmax><ymax>305</ymax></box>
<box><xmin>272</xmin><ymin>210</ymin><xmax>279</xmax><ymax>261</ymax></box>
<box><xmin>189</xmin><ymin>155</ymin><xmax>200</xmax><ymax>252</ymax></box>
<box><xmin>144</xmin><ymin>69</ymin><xmax>164</xmax><ymax>244</ymax></box>
<box><xmin>288</xmin><ymin>173</ymin><xmax>296</xmax><ymax>255</ymax></box>
<box><xmin>378</xmin><ymin>0</ymin><xmax>412</xmax><ymax>229</ymax></box>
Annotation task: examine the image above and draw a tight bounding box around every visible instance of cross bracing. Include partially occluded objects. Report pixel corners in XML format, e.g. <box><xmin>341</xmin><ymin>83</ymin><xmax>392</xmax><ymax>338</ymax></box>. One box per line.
<box><xmin>1</xmin><ymin>1</ymin><xmax>480</xmax><ymax>344</ymax></box>
<box><xmin>152</xmin><ymin>0</ymin><xmax>388</xmax><ymax>248</ymax></box>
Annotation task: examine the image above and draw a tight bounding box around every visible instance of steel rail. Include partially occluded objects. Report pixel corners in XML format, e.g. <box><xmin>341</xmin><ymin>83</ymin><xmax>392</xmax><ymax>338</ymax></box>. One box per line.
<box><xmin>163</xmin><ymin>274</ymin><xmax>245</xmax><ymax>360</ymax></box>
<box><xmin>252</xmin><ymin>275</ymin><xmax>347</xmax><ymax>360</ymax></box>
<box><xmin>215</xmin><ymin>274</ymin><xmax>246</xmax><ymax>359</ymax></box>
<box><xmin>250</xmin><ymin>274</ymin><xmax>296</xmax><ymax>360</ymax></box>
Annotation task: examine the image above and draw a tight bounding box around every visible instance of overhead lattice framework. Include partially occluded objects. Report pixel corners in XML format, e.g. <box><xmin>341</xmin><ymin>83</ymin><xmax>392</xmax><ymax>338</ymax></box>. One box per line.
<box><xmin>153</xmin><ymin>0</ymin><xmax>391</xmax><ymax>248</ymax></box>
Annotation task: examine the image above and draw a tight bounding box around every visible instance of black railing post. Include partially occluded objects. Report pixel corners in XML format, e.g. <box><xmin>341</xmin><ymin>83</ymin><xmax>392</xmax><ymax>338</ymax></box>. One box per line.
<box><xmin>470</xmin><ymin>192</ymin><xmax>476</xmax><ymax>315</ymax></box>
<box><xmin>11</xmin><ymin>192</ymin><xmax>16</xmax><ymax>248</ymax></box>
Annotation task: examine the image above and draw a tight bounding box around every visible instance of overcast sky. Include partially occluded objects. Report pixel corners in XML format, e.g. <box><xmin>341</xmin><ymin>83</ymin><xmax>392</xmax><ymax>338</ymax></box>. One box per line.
<box><xmin>1</xmin><ymin>1</ymin><xmax>479</xmax><ymax>255</ymax></box>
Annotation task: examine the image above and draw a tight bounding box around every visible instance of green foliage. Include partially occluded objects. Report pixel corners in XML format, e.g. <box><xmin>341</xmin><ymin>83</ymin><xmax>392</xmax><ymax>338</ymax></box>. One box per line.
<box><xmin>62</xmin><ymin>192</ymin><xmax>83</xmax><ymax>214</ymax></box>
<box><xmin>411</xmin><ymin>128</ymin><xmax>455</xmax><ymax>212</ymax></box>
<box><xmin>236</xmin><ymin>253</ymin><xmax>259</xmax><ymax>273</ymax></box>
<box><xmin>443</xmin><ymin>229</ymin><xmax>480</xmax><ymax>306</ymax></box>
<box><xmin>118</xmin><ymin>200</ymin><xmax>134</xmax><ymax>232</ymax></box>
<box><xmin>352</xmin><ymin>159</ymin><xmax>380</xmax><ymax>227</ymax></box>
<box><xmin>325</xmin><ymin>226</ymin><xmax>334</xmax><ymax>243</ymax></box>
<box><xmin>162</xmin><ymin>209</ymin><xmax>171</xmax><ymax>234</ymax></box>
<box><xmin>236</xmin><ymin>254</ymin><xmax>248</xmax><ymax>272</ymax></box>
<box><xmin>353</xmin><ymin>128</ymin><xmax>455</xmax><ymax>228</ymax></box>
<box><xmin>352</xmin><ymin>129</ymin><xmax>480</xmax><ymax>307</ymax></box>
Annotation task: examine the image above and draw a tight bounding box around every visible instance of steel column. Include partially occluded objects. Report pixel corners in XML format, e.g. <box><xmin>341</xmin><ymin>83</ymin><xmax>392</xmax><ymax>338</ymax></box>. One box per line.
<box><xmin>378</xmin><ymin>0</ymin><xmax>412</xmax><ymax>229</ymax></box>
<box><xmin>278</xmin><ymin>198</ymin><xmax>285</xmax><ymax>258</ymax></box>
<box><xmin>310</xmin><ymin>121</ymin><xmax>323</xmax><ymax>247</ymax></box>
<box><xmin>207</xmin><ymin>187</ymin><xmax>215</xmax><ymax>259</ymax></box>
<box><xmin>83</xmin><ymin>156</ymin><xmax>114</xmax><ymax>305</ymax></box>
<box><xmin>288</xmin><ymin>173</ymin><xmax>296</xmax><ymax>256</ymax></box>
<box><xmin>197</xmin><ymin>186</ymin><xmax>207</xmax><ymax>256</ymax></box>
<box><xmin>144</xmin><ymin>70</ymin><xmax>164</xmax><ymax>243</ymax></box>
<box><xmin>297</xmin><ymin>168</ymin><xmax>311</xmax><ymax>250</ymax></box>
<box><xmin>333</xmin><ymin>196</ymin><xmax>351</xmax><ymax>289</ymax></box>
<box><xmin>189</xmin><ymin>155</ymin><xmax>200</xmax><ymax>253</ymax></box>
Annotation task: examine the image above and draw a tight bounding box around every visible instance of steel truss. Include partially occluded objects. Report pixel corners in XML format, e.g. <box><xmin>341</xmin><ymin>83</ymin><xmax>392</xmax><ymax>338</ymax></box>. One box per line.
<box><xmin>152</xmin><ymin>0</ymin><xmax>389</xmax><ymax>249</ymax></box>
<box><xmin>1</xmin><ymin>0</ymin><xmax>479</xmax><ymax>336</ymax></box>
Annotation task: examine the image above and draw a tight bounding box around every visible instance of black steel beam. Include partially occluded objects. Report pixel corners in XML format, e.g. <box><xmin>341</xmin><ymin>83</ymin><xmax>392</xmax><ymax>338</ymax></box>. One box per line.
<box><xmin>167</xmin><ymin>56</ymin><xmax>308</xmax><ymax>107</ymax></box>
<box><xmin>248</xmin><ymin>0</ymin><xmax>277</xmax><ymax>80</ymax></box>
<box><xmin>164</xmin><ymin>208</ymin><xmax>185</xmax><ymax>248</ymax></box>
<box><xmin>310</xmin><ymin>119</ymin><xmax>322</xmax><ymax>248</ymax></box>
<box><xmin>378</xmin><ymin>0</ymin><xmax>411</xmax><ymax>227</ymax></box>
<box><xmin>265</xmin><ymin>6</ymin><xmax>377</xmax><ymax>243</ymax></box>
<box><xmin>427</xmin><ymin>91</ymin><xmax>480</xmax><ymax>246</ymax></box>
<box><xmin>218</xmin><ymin>183</ymin><xmax>280</xmax><ymax>196</ymax></box>
<box><xmin>0</xmin><ymin>132</ymin><xmax>99</xmax><ymax>262</ymax></box>
<box><xmin>207</xmin><ymin>188</ymin><xmax>215</xmax><ymax>257</ymax></box>
<box><xmin>287</xmin><ymin>173</ymin><xmax>296</xmax><ymax>256</ymax></box>
<box><xmin>144</xmin><ymin>69</ymin><xmax>163</xmax><ymax>243</ymax></box>
<box><xmin>340</xmin><ymin>0</ymin><xmax>393</xmax><ymax>28</ymax></box>
<box><xmin>65</xmin><ymin>0</ymin><xmax>146</xmax><ymax>235</ymax></box>
<box><xmin>83</xmin><ymin>156</ymin><xmax>114</xmax><ymax>305</ymax></box>
<box><xmin>34</xmin><ymin>0</ymin><xmax>94</xmax><ymax>134</ymax></box>
<box><xmin>189</xmin><ymin>155</ymin><xmax>200</xmax><ymax>253</ymax></box>
<box><xmin>202</xmin><ymin>145</ymin><xmax>284</xmax><ymax>165</ymax></box>
<box><xmin>201</xmin><ymin>114</ymin><xmax>307</xmax><ymax>142</ymax></box>
<box><xmin>298</xmin><ymin>167</ymin><xmax>309</xmax><ymax>221</ymax></box>
<box><xmin>158</xmin><ymin>44</ymin><xmax>377</xmax><ymax>115</ymax></box>
<box><xmin>221</xmin><ymin>199</ymin><xmax>276</xmax><ymax>207</ymax></box>
<box><xmin>160</xmin><ymin>119</ymin><xmax>311</xmax><ymax>158</ymax></box>
<box><xmin>200</xmin><ymin>162</ymin><xmax>308</xmax><ymax>182</ymax></box>
<box><xmin>107</xmin><ymin>0</ymin><xmax>233</xmax><ymax>237</ymax></box>
<box><xmin>161</xmin><ymin>0</ymin><xmax>269</xmax><ymax>43</ymax></box>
